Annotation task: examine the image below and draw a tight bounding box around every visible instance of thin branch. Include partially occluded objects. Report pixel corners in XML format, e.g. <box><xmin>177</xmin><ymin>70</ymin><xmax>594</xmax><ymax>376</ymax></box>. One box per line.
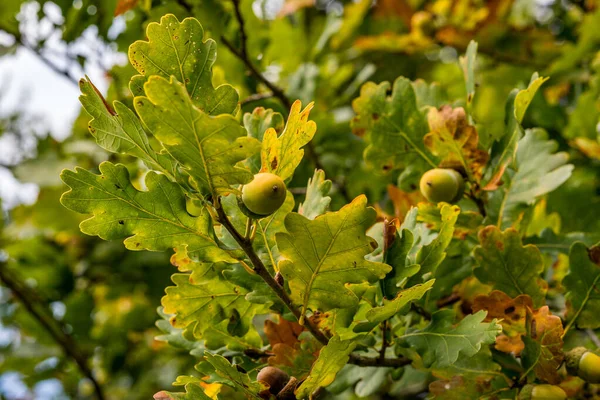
<box><xmin>0</xmin><ymin>263</ymin><xmax>105</xmax><ymax>400</ymax></box>
<box><xmin>220</xmin><ymin>36</ymin><xmax>291</xmax><ymax>110</ymax></box>
<box><xmin>240</xmin><ymin>92</ymin><xmax>275</xmax><ymax>106</ymax></box>
<box><xmin>214</xmin><ymin>198</ymin><xmax>328</xmax><ymax>345</ymax></box>
<box><xmin>214</xmin><ymin>198</ymin><xmax>412</xmax><ymax>368</ymax></box>
<box><xmin>231</xmin><ymin>0</ymin><xmax>248</xmax><ymax>60</ymax></box>
<box><xmin>379</xmin><ymin>320</ymin><xmax>389</xmax><ymax>362</ymax></box>
<box><xmin>348</xmin><ymin>354</ymin><xmax>412</xmax><ymax>368</ymax></box>
<box><xmin>15</xmin><ymin>35</ymin><xmax>79</xmax><ymax>86</ymax></box>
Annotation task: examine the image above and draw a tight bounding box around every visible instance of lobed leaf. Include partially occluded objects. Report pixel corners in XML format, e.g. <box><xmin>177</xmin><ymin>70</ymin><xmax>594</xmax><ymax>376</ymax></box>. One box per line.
<box><xmin>520</xmin><ymin>306</ymin><xmax>564</xmax><ymax>384</ymax></box>
<box><xmin>295</xmin><ymin>336</ymin><xmax>357</xmax><ymax>399</ymax></box>
<box><xmin>473</xmin><ymin>226</ymin><xmax>547</xmax><ymax>307</ymax></box>
<box><xmin>401</xmin><ymin>310</ymin><xmax>501</xmax><ymax>368</ymax></box>
<box><xmin>423</xmin><ymin>106</ymin><xmax>488</xmax><ymax>180</ymax></box>
<box><xmin>366</xmin><ymin>280</ymin><xmax>434</xmax><ymax>323</ymax></box>
<box><xmin>298</xmin><ymin>169</ymin><xmax>332</xmax><ymax>220</ymax></box>
<box><xmin>277</xmin><ymin>195</ymin><xmax>391</xmax><ymax>318</ymax></box>
<box><xmin>484</xmin><ymin>74</ymin><xmax>549</xmax><ymax>190</ymax></box>
<box><xmin>60</xmin><ymin>161</ymin><xmax>235</xmax><ymax>262</ymax></box>
<box><xmin>162</xmin><ymin>273</ymin><xmax>267</xmax><ymax>350</ymax></box>
<box><xmin>129</xmin><ymin>14</ymin><xmax>238</xmax><ymax>115</ymax></box>
<box><xmin>489</xmin><ymin>129</ymin><xmax>573</xmax><ymax>229</ymax></box>
<box><xmin>135</xmin><ymin>76</ymin><xmax>260</xmax><ymax>196</ymax></box>
<box><xmin>351</xmin><ymin>77</ymin><xmax>434</xmax><ymax>174</ymax></box>
<box><xmin>78</xmin><ymin>77</ymin><xmax>175</xmax><ymax>176</ymax></box>
<box><xmin>563</xmin><ymin>242</ymin><xmax>600</xmax><ymax>329</ymax></box>
<box><xmin>260</xmin><ymin>100</ymin><xmax>317</xmax><ymax>181</ymax></box>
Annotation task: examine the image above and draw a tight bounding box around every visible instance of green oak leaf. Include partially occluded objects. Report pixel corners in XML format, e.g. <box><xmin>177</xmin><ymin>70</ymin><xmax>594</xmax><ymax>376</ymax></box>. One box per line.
<box><xmin>401</xmin><ymin>310</ymin><xmax>501</xmax><ymax>368</ymax></box>
<box><xmin>298</xmin><ymin>169</ymin><xmax>332</xmax><ymax>220</ymax></box>
<box><xmin>243</xmin><ymin>107</ymin><xmax>285</xmax><ymax>174</ymax></box>
<box><xmin>162</xmin><ymin>273</ymin><xmax>267</xmax><ymax>349</ymax></box>
<box><xmin>277</xmin><ymin>195</ymin><xmax>391</xmax><ymax>319</ymax></box>
<box><xmin>380</xmin><ymin>223</ymin><xmax>417</xmax><ymax>299</ymax></box>
<box><xmin>351</xmin><ymin>77</ymin><xmax>434</xmax><ymax>174</ymax></box>
<box><xmin>407</xmin><ymin>204</ymin><xmax>459</xmax><ymax>288</ymax></box>
<box><xmin>295</xmin><ymin>336</ymin><xmax>357</xmax><ymax>399</ymax></box>
<box><xmin>473</xmin><ymin>226</ymin><xmax>547</xmax><ymax>307</ymax></box>
<box><xmin>488</xmin><ymin>129</ymin><xmax>573</xmax><ymax>229</ymax></box>
<box><xmin>484</xmin><ymin>74</ymin><xmax>549</xmax><ymax>190</ymax></box>
<box><xmin>155</xmin><ymin>306</ymin><xmax>204</xmax><ymax>356</ymax></box>
<box><xmin>260</xmin><ymin>100</ymin><xmax>317</xmax><ymax>181</ymax></box>
<box><xmin>563</xmin><ymin>242</ymin><xmax>600</xmax><ymax>330</ymax></box>
<box><xmin>202</xmin><ymin>353</ymin><xmax>265</xmax><ymax>398</ymax></box>
<box><xmin>135</xmin><ymin>76</ymin><xmax>260</xmax><ymax>196</ymax></box>
<box><xmin>129</xmin><ymin>14</ymin><xmax>238</xmax><ymax>115</ymax></box>
<box><xmin>366</xmin><ymin>280</ymin><xmax>435</xmax><ymax>323</ymax></box>
<box><xmin>78</xmin><ymin>77</ymin><xmax>175</xmax><ymax>177</ymax></box>
<box><xmin>219</xmin><ymin>192</ymin><xmax>294</xmax><ymax>271</ymax></box>
<box><xmin>60</xmin><ymin>161</ymin><xmax>235</xmax><ymax>262</ymax></box>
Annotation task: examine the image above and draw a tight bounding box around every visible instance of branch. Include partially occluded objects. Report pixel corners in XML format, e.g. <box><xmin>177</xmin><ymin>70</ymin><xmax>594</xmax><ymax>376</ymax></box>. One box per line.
<box><xmin>214</xmin><ymin>198</ymin><xmax>412</xmax><ymax>368</ymax></box>
<box><xmin>220</xmin><ymin>36</ymin><xmax>291</xmax><ymax>110</ymax></box>
<box><xmin>214</xmin><ymin>198</ymin><xmax>329</xmax><ymax>345</ymax></box>
<box><xmin>240</xmin><ymin>92</ymin><xmax>275</xmax><ymax>106</ymax></box>
<box><xmin>15</xmin><ymin>34</ymin><xmax>79</xmax><ymax>86</ymax></box>
<box><xmin>348</xmin><ymin>353</ymin><xmax>411</xmax><ymax>368</ymax></box>
<box><xmin>0</xmin><ymin>263</ymin><xmax>105</xmax><ymax>400</ymax></box>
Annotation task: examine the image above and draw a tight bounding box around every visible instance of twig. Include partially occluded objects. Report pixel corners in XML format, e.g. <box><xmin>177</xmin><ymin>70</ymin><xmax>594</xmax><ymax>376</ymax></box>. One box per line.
<box><xmin>240</xmin><ymin>92</ymin><xmax>275</xmax><ymax>106</ymax></box>
<box><xmin>15</xmin><ymin>35</ymin><xmax>79</xmax><ymax>86</ymax></box>
<box><xmin>220</xmin><ymin>36</ymin><xmax>291</xmax><ymax>110</ymax></box>
<box><xmin>215</xmin><ymin>198</ymin><xmax>328</xmax><ymax>345</ymax></box>
<box><xmin>347</xmin><ymin>354</ymin><xmax>411</xmax><ymax>368</ymax></box>
<box><xmin>214</xmin><ymin>198</ymin><xmax>411</xmax><ymax>368</ymax></box>
<box><xmin>0</xmin><ymin>263</ymin><xmax>105</xmax><ymax>400</ymax></box>
<box><xmin>379</xmin><ymin>321</ymin><xmax>389</xmax><ymax>362</ymax></box>
<box><xmin>220</xmin><ymin>1</ymin><xmax>348</xmax><ymax>201</ymax></box>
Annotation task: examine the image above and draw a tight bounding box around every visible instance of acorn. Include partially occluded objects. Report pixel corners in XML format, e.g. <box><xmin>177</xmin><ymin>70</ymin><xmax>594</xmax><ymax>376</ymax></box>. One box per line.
<box><xmin>519</xmin><ymin>384</ymin><xmax>567</xmax><ymax>400</ymax></box>
<box><xmin>566</xmin><ymin>346</ymin><xmax>600</xmax><ymax>383</ymax></box>
<box><xmin>257</xmin><ymin>366</ymin><xmax>290</xmax><ymax>395</ymax></box>
<box><xmin>419</xmin><ymin>168</ymin><xmax>465</xmax><ymax>203</ymax></box>
<box><xmin>241</xmin><ymin>173</ymin><xmax>287</xmax><ymax>217</ymax></box>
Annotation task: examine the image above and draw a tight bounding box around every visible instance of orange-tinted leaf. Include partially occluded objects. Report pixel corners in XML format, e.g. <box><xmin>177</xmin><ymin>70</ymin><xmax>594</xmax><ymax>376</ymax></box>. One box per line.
<box><xmin>264</xmin><ymin>317</ymin><xmax>304</xmax><ymax>367</ymax></box>
<box><xmin>114</xmin><ymin>0</ymin><xmax>138</xmax><ymax>16</ymax></box>
<box><xmin>528</xmin><ymin>306</ymin><xmax>564</xmax><ymax>384</ymax></box>
<box><xmin>473</xmin><ymin>290</ymin><xmax>533</xmax><ymax>355</ymax></box>
<box><xmin>424</xmin><ymin>105</ymin><xmax>489</xmax><ymax>181</ymax></box>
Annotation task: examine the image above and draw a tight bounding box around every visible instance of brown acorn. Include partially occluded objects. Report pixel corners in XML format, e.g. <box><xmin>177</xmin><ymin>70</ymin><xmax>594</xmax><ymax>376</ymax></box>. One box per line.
<box><xmin>257</xmin><ymin>366</ymin><xmax>290</xmax><ymax>395</ymax></box>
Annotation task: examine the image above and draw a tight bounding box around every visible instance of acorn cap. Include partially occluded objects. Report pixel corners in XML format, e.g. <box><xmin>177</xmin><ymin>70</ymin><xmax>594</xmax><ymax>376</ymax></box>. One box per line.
<box><xmin>565</xmin><ymin>346</ymin><xmax>589</xmax><ymax>376</ymax></box>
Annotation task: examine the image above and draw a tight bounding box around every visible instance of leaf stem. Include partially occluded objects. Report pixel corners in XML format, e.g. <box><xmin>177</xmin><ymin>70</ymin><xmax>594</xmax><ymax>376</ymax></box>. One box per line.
<box><xmin>0</xmin><ymin>263</ymin><xmax>105</xmax><ymax>400</ymax></box>
<box><xmin>215</xmin><ymin>197</ymin><xmax>410</xmax><ymax>368</ymax></box>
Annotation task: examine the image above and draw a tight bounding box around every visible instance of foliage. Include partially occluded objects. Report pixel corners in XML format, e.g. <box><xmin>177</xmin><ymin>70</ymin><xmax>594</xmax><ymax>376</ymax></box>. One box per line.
<box><xmin>1</xmin><ymin>1</ymin><xmax>600</xmax><ymax>399</ymax></box>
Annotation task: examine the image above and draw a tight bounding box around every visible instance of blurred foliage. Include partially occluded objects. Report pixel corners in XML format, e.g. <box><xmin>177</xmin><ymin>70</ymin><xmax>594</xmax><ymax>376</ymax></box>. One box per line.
<box><xmin>0</xmin><ymin>0</ymin><xmax>599</xmax><ymax>399</ymax></box>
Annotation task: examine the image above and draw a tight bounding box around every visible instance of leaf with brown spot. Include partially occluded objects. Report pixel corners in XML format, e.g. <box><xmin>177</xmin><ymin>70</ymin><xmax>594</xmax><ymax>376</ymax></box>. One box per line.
<box><xmin>423</xmin><ymin>105</ymin><xmax>488</xmax><ymax>181</ymax></box>
<box><xmin>260</xmin><ymin>100</ymin><xmax>317</xmax><ymax>181</ymax></box>
<box><xmin>473</xmin><ymin>226</ymin><xmax>547</xmax><ymax>307</ymax></box>
<box><xmin>472</xmin><ymin>290</ymin><xmax>532</xmax><ymax>355</ymax></box>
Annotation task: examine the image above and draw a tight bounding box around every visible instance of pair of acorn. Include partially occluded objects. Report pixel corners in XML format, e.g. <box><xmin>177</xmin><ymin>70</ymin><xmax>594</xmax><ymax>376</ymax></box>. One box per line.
<box><xmin>237</xmin><ymin>166</ymin><xmax>465</xmax><ymax>220</ymax></box>
<box><xmin>519</xmin><ymin>348</ymin><xmax>600</xmax><ymax>399</ymax></box>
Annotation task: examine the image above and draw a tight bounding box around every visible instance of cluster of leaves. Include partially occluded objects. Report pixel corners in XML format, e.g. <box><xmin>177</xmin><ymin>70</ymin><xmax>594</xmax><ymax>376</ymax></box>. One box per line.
<box><xmin>1</xmin><ymin>0</ymin><xmax>600</xmax><ymax>399</ymax></box>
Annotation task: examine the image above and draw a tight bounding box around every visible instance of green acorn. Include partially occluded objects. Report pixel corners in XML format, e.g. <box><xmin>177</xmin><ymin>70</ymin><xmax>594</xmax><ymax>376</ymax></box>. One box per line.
<box><xmin>519</xmin><ymin>384</ymin><xmax>567</xmax><ymax>400</ymax></box>
<box><xmin>419</xmin><ymin>168</ymin><xmax>465</xmax><ymax>203</ymax></box>
<box><xmin>566</xmin><ymin>346</ymin><xmax>600</xmax><ymax>383</ymax></box>
<box><xmin>240</xmin><ymin>173</ymin><xmax>287</xmax><ymax>217</ymax></box>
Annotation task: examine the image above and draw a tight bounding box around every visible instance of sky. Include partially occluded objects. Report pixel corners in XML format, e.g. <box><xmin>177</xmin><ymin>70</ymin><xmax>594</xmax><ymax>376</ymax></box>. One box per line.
<box><xmin>0</xmin><ymin>1</ymin><xmax>126</xmax><ymax>210</ymax></box>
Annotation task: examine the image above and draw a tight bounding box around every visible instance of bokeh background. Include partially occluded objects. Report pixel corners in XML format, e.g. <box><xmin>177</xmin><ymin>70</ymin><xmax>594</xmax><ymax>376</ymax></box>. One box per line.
<box><xmin>1</xmin><ymin>0</ymin><xmax>599</xmax><ymax>399</ymax></box>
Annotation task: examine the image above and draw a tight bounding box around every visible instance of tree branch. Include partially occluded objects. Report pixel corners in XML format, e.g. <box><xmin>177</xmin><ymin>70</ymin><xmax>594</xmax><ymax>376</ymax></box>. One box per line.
<box><xmin>0</xmin><ymin>263</ymin><xmax>105</xmax><ymax>400</ymax></box>
<box><xmin>214</xmin><ymin>198</ymin><xmax>412</xmax><ymax>368</ymax></box>
<box><xmin>16</xmin><ymin>36</ymin><xmax>79</xmax><ymax>86</ymax></box>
